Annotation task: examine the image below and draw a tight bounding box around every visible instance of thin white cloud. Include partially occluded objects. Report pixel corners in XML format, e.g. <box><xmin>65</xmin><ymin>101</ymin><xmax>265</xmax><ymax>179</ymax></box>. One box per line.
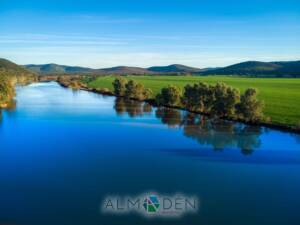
<box><xmin>67</xmin><ymin>14</ymin><xmax>143</xmax><ymax>24</ymax></box>
<box><xmin>0</xmin><ymin>39</ymin><xmax>126</xmax><ymax>46</ymax></box>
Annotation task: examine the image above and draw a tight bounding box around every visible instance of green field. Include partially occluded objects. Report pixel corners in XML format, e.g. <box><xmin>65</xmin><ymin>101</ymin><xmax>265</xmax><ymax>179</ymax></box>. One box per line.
<box><xmin>87</xmin><ymin>76</ymin><xmax>300</xmax><ymax>127</ymax></box>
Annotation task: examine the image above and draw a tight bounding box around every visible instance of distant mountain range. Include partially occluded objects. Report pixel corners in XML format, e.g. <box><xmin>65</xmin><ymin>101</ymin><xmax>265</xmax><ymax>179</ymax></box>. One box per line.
<box><xmin>24</xmin><ymin>60</ymin><xmax>300</xmax><ymax>77</ymax></box>
<box><xmin>24</xmin><ymin>63</ymin><xmax>208</xmax><ymax>75</ymax></box>
<box><xmin>1</xmin><ymin>58</ymin><xmax>299</xmax><ymax>77</ymax></box>
<box><xmin>205</xmin><ymin>61</ymin><xmax>300</xmax><ymax>77</ymax></box>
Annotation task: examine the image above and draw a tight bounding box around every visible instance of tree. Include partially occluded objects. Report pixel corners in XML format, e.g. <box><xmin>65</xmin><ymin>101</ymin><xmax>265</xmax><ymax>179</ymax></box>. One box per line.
<box><xmin>125</xmin><ymin>80</ymin><xmax>152</xmax><ymax>100</ymax></box>
<box><xmin>212</xmin><ymin>83</ymin><xmax>240</xmax><ymax>117</ymax></box>
<box><xmin>182</xmin><ymin>84</ymin><xmax>198</xmax><ymax>111</ymax></box>
<box><xmin>0</xmin><ymin>73</ymin><xmax>15</xmax><ymax>107</ymax></box>
<box><xmin>113</xmin><ymin>77</ymin><xmax>127</xmax><ymax>96</ymax></box>
<box><xmin>156</xmin><ymin>85</ymin><xmax>182</xmax><ymax>106</ymax></box>
<box><xmin>236</xmin><ymin>88</ymin><xmax>264</xmax><ymax>122</ymax></box>
<box><xmin>182</xmin><ymin>82</ymin><xmax>214</xmax><ymax>113</ymax></box>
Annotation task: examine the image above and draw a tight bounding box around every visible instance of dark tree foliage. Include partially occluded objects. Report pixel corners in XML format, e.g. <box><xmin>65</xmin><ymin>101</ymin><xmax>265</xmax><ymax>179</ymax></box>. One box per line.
<box><xmin>113</xmin><ymin>77</ymin><xmax>128</xmax><ymax>96</ymax></box>
<box><xmin>156</xmin><ymin>85</ymin><xmax>182</xmax><ymax>107</ymax></box>
<box><xmin>182</xmin><ymin>82</ymin><xmax>214</xmax><ymax>113</ymax></box>
<box><xmin>236</xmin><ymin>88</ymin><xmax>264</xmax><ymax>122</ymax></box>
<box><xmin>211</xmin><ymin>83</ymin><xmax>240</xmax><ymax>117</ymax></box>
<box><xmin>125</xmin><ymin>80</ymin><xmax>152</xmax><ymax>100</ymax></box>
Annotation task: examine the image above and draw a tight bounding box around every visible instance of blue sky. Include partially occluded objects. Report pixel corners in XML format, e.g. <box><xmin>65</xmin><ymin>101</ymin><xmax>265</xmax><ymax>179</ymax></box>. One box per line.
<box><xmin>0</xmin><ymin>0</ymin><xmax>299</xmax><ymax>68</ymax></box>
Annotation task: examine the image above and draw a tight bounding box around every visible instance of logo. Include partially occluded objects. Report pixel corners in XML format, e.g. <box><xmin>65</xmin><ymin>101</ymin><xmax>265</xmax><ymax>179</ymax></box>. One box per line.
<box><xmin>143</xmin><ymin>195</ymin><xmax>160</xmax><ymax>213</ymax></box>
<box><xmin>102</xmin><ymin>192</ymin><xmax>198</xmax><ymax>218</ymax></box>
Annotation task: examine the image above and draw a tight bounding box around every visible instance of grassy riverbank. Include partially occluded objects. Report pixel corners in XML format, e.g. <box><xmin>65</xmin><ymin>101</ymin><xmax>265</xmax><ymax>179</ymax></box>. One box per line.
<box><xmin>86</xmin><ymin>75</ymin><xmax>300</xmax><ymax>127</ymax></box>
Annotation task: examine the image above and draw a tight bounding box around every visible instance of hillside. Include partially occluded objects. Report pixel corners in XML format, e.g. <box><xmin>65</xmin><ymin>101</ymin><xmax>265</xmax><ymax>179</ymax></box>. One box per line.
<box><xmin>25</xmin><ymin>64</ymin><xmax>94</xmax><ymax>74</ymax></box>
<box><xmin>0</xmin><ymin>58</ymin><xmax>35</xmax><ymax>76</ymax></box>
<box><xmin>24</xmin><ymin>60</ymin><xmax>300</xmax><ymax>76</ymax></box>
<box><xmin>206</xmin><ymin>61</ymin><xmax>300</xmax><ymax>77</ymax></box>
<box><xmin>99</xmin><ymin>66</ymin><xmax>151</xmax><ymax>75</ymax></box>
<box><xmin>148</xmin><ymin>64</ymin><xmax>202</xmax><ymax>73</ymax></box>
<box><xmin>25</xmin><ymin>63</ymin><xmax>203</xmax><ymax>75</ymax></box>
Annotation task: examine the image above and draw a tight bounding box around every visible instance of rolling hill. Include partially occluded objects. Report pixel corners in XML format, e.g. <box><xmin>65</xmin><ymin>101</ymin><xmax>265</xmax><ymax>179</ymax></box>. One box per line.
<box><xmin>22</xmin><ymin>60</ymin><xmax>300</xmax><ymax>77</ymax></box>
<box><xmin>205</xmin><ymin>61</ymin><xmax>300</xmax><ymax>77</ymax></box>
<box><xmin>25</xmin><ymin>63</ymin><xmax>203</xmax><ymax>75</ymax></box>
<box><xmin>100</xmin><ymin>66</ymin><xmax>151</xmax><ymax>75</ymax></box>
<box><xmin>0</xmin><ymin>58</ymin><xmax>37</xmax><ymax>84</ymax></box>
<box><xmin>25</xmin><ymin>64</ymin><xmax>94</xmax><ymax>74</ymax></box>
<box><xmin>0</xmin><ymin>58</ymin><xmax>35</xmax><ymax>76</ymax></box>
<box><xmin>148</xmin><ymin>64</ymin><xmax>202</xmax><ymax>73</ymax></box>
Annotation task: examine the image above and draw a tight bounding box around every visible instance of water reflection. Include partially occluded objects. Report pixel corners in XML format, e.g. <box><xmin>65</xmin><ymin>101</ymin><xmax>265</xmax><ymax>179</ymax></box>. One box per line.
<box><xmin>5</xmin><ymin>99</ymin><xmax>17</xmax><ymax>112</ymax></box>
<box><xmin>114</xmin><ymin>98</ymin><xmax>152</xmax><ymax>117</ymax></box>
<box><xmin>182</xmin><ymin>113</ymin><xmax>262</xmax><ymax>154</ymax></box>
<box><xmin>0</xmin><ymin>100</ymin><xmax>16</xmax><ymax>123</ymax></box>
<box><xmin>114</xmin><ymin>98</ymin><xmax>262</xmax><ymax>154</ymax></box>
<box><xmin>156</xmin><ymin>107</ymin><xmax>182</xmax><ymax>128</ymax></box>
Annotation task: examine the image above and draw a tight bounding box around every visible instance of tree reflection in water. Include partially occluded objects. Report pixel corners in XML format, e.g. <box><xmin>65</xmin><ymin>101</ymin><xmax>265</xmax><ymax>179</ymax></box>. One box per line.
<box><xmin>183</xmin><ymin>114</ymin><xmax>262</xmax><ymax>155</ymax></box>
<box><xmin>156</xmin><ymin>107</ymin><xmax>182</xmax><ymax>128</ymax></box>
<box><xmin>114</xmin><ymin>98</ymin><xmax>152</xmax><ymax>118</ymax></box>
<box><xmin>114</xmin><ymin>98</ymin><xmax>263</xmax><ymax>154</ymax></box>
<box><xmin>0</xmin><ymin>99</ymin><xmax>16</xmax><ymax>124</ymax></box>
<box><xmin>5</xmin><ymin>99</ymin><xmax>17</xmax><ymax>112</ymax></box>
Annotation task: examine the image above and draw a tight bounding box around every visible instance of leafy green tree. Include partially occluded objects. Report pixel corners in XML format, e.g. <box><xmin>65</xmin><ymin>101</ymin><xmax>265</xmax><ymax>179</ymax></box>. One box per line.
<box><xmin>113</xmin><ymin>77</ymin><xmax>127</xmax><ymax>96</ymax></box>
<box><xmin>156</xmin><ymin>85</ymin><xmax>182</xmax><ymax>106</ymax></box>
<box><xmin>212</xmin><ymin>83</ymin><xmax>240</xmax><ymax>117</ymax></box>
<box><xmin>236</xmin><ymin>88</ymin><xmax>264</xmax><ymax>122</ymax></box>
<box><xmin>125</xmin><ymin>80</ymin><xmax>152</xmax><ymax>100</ymax></box>
<box><xmin>182</xmin><ymin>82</ymin><xmax>214</xmax><ymax>113</ymax></box>
<box><xmin>182</xmin><ymin>84</ymin><xmax>198</xmax><ymax>111</ymax></box>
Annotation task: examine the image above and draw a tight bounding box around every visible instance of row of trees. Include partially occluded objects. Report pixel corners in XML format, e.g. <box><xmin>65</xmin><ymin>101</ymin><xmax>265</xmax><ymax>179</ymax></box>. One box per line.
<box><xmin>156</xmin><ymin>82</ymin><xmax>264</xmax><ymax>122</ymax></box>
<box><xmin>113</xmin><ymin>77</ymin><xmax>152</xmax><ymax>100</ymax></box>
<box><xmin>112</xmin><ymin>77</ymin><xmax>264</xmax><ymax>122</ymax></box>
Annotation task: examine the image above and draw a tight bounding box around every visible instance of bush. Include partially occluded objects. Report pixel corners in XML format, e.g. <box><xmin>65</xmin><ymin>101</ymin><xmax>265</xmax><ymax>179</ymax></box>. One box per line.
<box><xmin>211</xmin><ymin>83</ymin><xmax>240</xmax><ymax>117</ymax></box>
<box><xmin>182</xmin><ymin>82</ymin><xmax>214</xmax><ymax>113</ymax></box>
<box><xmin>125</xmin><ymin>80</ymin><xmax>152</xmax><ymax>100</ymax></box>
<box><xmin>113</xmin><ymin>77</ymin><xmax>127</xmax><ymax>96</ymax></box>
<box><xmin>236</xmin><ymin>88</ymin><xmax>264</xmax><ymax>122</ymax></box>
<box><xmin>156</xmin><ymin>85</ymin><xmax>182</xmax><ymax>106</ymax></box>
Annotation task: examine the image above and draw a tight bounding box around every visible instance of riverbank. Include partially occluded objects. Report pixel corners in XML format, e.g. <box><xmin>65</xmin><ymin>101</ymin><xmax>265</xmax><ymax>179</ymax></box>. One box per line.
<box><xmin>55</xmin><ymin>78</ymin><xmax>300</xmax><ymax>134</ymax></box>
<box><xmin>88</xmin><ymin>75</ymin><xmax>300</xmax><ymax>127</ymax></box>
<box><xmin>0</xmin><ymin>69</ymin><xmax>37</xmax><ymax>109</ymax></box>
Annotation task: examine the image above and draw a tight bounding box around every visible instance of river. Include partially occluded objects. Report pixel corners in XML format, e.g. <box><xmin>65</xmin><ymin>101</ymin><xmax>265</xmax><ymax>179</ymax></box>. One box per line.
<box><xmin>0</xmin><ymin>82</ymin><xmax>300</xmax><ymax>225</ymax></box>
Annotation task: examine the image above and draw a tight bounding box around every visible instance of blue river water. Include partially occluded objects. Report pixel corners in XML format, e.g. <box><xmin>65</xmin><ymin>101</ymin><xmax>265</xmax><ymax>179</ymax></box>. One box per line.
<box><xmin>0</xmin><ymin>82</ymin><xmax>300</xmax><ymax>225</ymax></box>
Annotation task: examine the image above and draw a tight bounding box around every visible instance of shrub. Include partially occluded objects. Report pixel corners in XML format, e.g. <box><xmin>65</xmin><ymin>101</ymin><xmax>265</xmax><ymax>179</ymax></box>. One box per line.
<box><xmin>211</xmin><ymin>83</ymin><xmax>240</xmax><ymax>117</ymax></box>
<box><xmin>236</xmin><ymin>88</ymin><xmax>264</xmax><ymax>122</ymax></box>
<box><xmin>125</xmin><ymin>80</ymin><xmax>152</xmax><ymax>100</ymax></box>
<box><xmin>113</xmin><ymin>77</ymin><xmax>127</xmax><ymax>96</ymax></box>
<box><xmin>182</xmin><ymin>82</ymin><xmax>214</xmax><ymax>113</ymax></box>
<box><xmin>156</xmin><ymin>85</ymin><xmax>182</xmax><ymax>106</ymax></box>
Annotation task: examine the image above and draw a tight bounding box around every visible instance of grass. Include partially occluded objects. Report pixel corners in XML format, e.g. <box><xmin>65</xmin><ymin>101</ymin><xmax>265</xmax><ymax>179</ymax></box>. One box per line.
<box><xmin>87</xmin><ymin>75</ymin><xmax>300</xmax><ymax>127</ymax></box>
